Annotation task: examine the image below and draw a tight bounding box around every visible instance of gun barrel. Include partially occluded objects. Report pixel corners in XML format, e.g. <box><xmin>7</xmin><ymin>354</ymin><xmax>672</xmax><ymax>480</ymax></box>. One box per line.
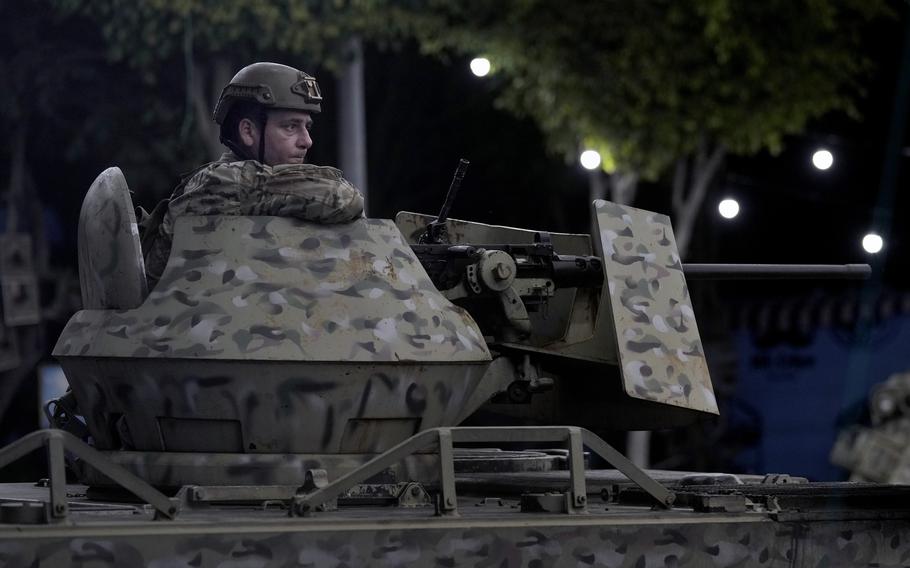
<box><xmin>682</xmin><ymin>263</ymin><xmax>871</xmax><ymax>280</ymax></box>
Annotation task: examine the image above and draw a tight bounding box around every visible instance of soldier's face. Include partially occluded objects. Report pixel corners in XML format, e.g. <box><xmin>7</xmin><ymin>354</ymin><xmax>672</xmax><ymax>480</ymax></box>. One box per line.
<box><xmin>240</xmin><ymin>109</ymin><xmax>314</xmax><ymax>165</ymax></box>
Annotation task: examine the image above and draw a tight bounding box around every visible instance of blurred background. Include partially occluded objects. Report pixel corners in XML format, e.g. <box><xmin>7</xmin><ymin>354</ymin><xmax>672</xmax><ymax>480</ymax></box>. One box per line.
<box><xmin>1</xmin><ymin>0</ymin><xmax>909</xmax><ymax>482</ymax></box>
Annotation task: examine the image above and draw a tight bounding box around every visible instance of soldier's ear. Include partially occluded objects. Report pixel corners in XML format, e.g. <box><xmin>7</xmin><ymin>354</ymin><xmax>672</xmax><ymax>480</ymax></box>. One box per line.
<box><xmin>238</xmin><ymin>118</ymin><xmax>258</xmax><ymax>148</ymax></box>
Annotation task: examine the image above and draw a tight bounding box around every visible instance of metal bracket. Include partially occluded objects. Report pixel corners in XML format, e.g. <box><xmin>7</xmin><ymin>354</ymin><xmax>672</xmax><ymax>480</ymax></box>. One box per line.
<box><xmin>0</xmin><ymin>429</ymin><xmax>179</xmax><ymax>522</ymax></box>
<box><xmin>396</xmin><ymin>482</ymin><xmax>432</xmax><ymax>508</ymax></box>
<box><xmin>290</xmin><ymin>426</ymin><xmax>674</xmax><ymax>517</ymax></box>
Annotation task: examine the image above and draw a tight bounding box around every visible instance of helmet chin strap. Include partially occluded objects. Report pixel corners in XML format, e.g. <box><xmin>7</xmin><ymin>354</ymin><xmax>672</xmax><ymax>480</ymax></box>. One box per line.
<box><xmin>257</xmin><ymin>107</ymin><xmax>268</xmax><ymax>164</ymax></box>
<box><xmin>223</xmin><ymin>138</ymin><xmax>250</xmax><ymax>161</ymax></box>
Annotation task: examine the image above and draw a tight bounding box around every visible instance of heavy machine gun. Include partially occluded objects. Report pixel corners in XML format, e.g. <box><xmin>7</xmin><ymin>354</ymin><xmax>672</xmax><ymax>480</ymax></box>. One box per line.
<box><xmin>399</xmin><ymin>162</ymin><xmax>870</xmax><ymax>398</ymax></box>
<box><xmin>411</xmin><ymin>239</ymin><xmax>868</xmax><ymax>340</ymax></box>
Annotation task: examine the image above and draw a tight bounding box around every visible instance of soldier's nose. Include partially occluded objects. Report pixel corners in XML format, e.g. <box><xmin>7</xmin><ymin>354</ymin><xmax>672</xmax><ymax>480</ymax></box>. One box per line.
<box><xmin>298</xmin><ymin>131</ymin><xmax>313</xmax><ymax>149</ymax></box>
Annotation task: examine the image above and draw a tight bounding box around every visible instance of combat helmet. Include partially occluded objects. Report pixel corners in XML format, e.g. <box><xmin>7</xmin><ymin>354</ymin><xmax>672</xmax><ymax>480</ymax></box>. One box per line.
<box><xmin>213</xmin><ymin>62</ymin><xmax>322</xmax><ymax>124</ymax></box>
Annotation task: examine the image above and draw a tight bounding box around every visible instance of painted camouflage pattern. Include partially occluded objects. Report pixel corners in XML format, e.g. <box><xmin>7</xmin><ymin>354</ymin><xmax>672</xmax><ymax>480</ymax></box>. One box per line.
<box><xmin>54</xmin><ymin>215</ymin><xmax>492</xmax><ymax>456</ymax></box>
<box><xmin>59</xmin><ymin>359</ymin><xmax>490</xmax><ymax>455</ymax></box>
<box><xmin>77</xmin><ymin>168</ymin><xmax>148</xmax><ymax>310</ymax></box>
<box><xmin>1</xmin><ymin>512</ymin><xmax>909</xmax><ymax>567</ymax></box>
<box><xmin>594</xmin><ymin>200</ymin><xmax>718</xmax><ymax>414</ymax></box>
<box><xmin>144</xmin><ymin>152</ymin><xmax>365</xmax><ymax>285</ymax></box>
<box><xmin>56</xmin><ymin>216</ymin><xmax>489</xmax><ymax>363</ymax></box>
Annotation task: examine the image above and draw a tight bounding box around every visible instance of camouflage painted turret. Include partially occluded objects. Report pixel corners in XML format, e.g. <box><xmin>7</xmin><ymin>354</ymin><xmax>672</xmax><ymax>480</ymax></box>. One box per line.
<box><xmin>54</xmin><ymin>171</ymin><xmax>495</xmax><ymax>482</ymax></box>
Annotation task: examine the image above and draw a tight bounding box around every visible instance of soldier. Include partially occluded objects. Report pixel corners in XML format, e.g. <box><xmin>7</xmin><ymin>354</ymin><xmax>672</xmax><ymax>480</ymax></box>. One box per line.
<box><xmin>142</xmin><ymin>62</ymin><xmax>364</xmax><ymax>287</ymax></box>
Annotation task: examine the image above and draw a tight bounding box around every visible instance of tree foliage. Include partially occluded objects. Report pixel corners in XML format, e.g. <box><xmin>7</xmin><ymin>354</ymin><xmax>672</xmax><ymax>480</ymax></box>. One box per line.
<box><xmin>49</xmin><ymin>0</ymin><xmax>404</xmax><ymax>164</ymax></box>
<box><xmin>52</xmin><ymin>0</ymin><xmax>397</xmax><ymax>72</ymax></box>
<box><xmin>392</xmin><ymin>0</ymin><xmax>887</xmax><ymax>179</ymax></box>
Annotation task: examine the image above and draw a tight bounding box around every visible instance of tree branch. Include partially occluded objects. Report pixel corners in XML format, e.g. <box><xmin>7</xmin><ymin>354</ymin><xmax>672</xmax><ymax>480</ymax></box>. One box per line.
<box><xmin>589</xmin><ymin>170</ymin><xmax>606</xmax><ymax>203</ymax></box>
<box><xmin>674</xmin><ymin>142</ymin><xmax>726</xmax><ymax>257</ymax></box>
<box><xmin>671</xmin><ymin>157</ymin><xmax>687</xmax><ymax>214</ymax></box>
<box><xmin>694</xmin><ymin>133</ymin><xmax>708</xmax><ymax>174</ymax></box>
<box><xmin>6</xmin><ymin>121</ymin><xmax>28</xmax><ymax>233</ymax></box>
<box><xmin>611</xmin><ymin>171</ymin><xmax>639</xmax><ymax>205</ymax></box>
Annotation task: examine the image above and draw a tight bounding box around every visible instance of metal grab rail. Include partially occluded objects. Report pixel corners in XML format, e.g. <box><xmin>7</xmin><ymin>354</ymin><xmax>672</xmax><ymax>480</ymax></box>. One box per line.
<box><xmin>291</xmin><ymin>426</ymin><xmax>675</xmax><ymax>517</ymax></box>
<box><xmin>0</xmin><ymin>429</ymin><xmax>179</xmax><ymax>523</ymax></box>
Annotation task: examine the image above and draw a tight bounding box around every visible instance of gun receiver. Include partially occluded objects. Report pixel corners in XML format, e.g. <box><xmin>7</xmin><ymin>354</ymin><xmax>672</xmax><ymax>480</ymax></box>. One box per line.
<box><xmin>411</xmin><ymin>243</ymin><xmax>603</xmax><ymax>292</ymax></box>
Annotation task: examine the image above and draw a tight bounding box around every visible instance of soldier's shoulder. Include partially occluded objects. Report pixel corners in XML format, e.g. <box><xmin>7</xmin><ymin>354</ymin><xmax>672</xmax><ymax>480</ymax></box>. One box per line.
<box><xmin>271</xmin><ymin>164</ymin><xmax>350</xmax><ymax>186</ymax></box>
<box><xmin>191</xmin><ymin>155</ymin><xmax>259</xmax><ymax>184</ymax></box>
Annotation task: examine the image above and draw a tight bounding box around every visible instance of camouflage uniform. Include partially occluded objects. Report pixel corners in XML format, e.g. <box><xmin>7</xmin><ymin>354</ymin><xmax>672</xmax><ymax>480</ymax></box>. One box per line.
<box><xmin>144</xmin><ymin>151</ymin><xmax>364</xmax><ymax>287</ymax></box>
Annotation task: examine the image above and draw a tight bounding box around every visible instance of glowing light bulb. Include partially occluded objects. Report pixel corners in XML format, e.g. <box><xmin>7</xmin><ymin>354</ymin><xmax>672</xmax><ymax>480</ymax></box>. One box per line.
<box><xmin>580</xmin><ymin>150</ymin><xmax>602</xmax><ymax>170</ymax></box>
<box><xmin>812</xmin><ymin>149</ymin><xmax>834</xmax><ymax>170</ymax></box>
<box><xmin>470</xmin><ymin>57</ymin><xmax>491</xmax><ymax>77</ymax></box>
<box><xmin>862</xmin><ymin>233</ymin><xmax>883</xmax><ymax>254</ymax></box>
<box><xmin>718</xmin><ymin>198</ymin><xmax>740</xmax><ymax>219</ymax></box>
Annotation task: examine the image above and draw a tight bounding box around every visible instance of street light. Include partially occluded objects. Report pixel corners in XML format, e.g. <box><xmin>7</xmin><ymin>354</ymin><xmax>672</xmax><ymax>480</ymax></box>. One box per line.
<box><xmin>580</xmin><ymin>150</ymin><xmax>601</xmax><ymax>170</ymax></box>
<box><xmin>812</xmin><ymin>148</ymin><xmax>834</xmax><ymax>170</ymax></box>
<box><xmin>470</xmin><ymin>57</ymin><xmax>491</xmax><ymax>77</ymax></box>
<box><xmin>862</xmin><ymin>233</ymin><xmax>884</xmax><ymax>254</ymax></box>
<box><xmin>718</xmin><ymin>198</ymin><xmax>740</xmax><ymax>219</ymax></box>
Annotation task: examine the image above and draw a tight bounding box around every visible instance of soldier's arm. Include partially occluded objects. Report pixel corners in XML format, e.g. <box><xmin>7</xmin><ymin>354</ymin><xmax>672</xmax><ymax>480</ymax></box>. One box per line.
<box><xmin>170</xmin><ymin>162</ymin><xmax>365</xmax><ymax>224</ymax></box>
<box><xmin>249</xmin><ymin>165</ymin><xmax>364</xmax><ymax>223</ymax></box>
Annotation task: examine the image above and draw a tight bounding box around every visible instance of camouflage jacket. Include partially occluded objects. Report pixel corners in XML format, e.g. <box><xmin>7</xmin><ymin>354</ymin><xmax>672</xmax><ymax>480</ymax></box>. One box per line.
<box><xmin>144</xmin><ymin>152</ymin><xmax>364</xmax><ymax>287</ymax></box>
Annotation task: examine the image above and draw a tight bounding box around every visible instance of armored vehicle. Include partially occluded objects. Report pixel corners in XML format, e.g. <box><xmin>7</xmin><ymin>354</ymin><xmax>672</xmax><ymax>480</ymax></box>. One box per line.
<box><xmin>0</xmin><ymin>167</ymin><xmax>907</xmax><ymax>567</ymax></box>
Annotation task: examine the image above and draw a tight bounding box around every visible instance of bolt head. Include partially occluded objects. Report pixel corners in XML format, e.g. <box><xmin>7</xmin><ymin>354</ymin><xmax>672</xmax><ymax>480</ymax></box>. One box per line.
<box><xmin>493</xmin><ymin>263</ymin><xmax>513</xmax><ymax>280</ymax></box>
